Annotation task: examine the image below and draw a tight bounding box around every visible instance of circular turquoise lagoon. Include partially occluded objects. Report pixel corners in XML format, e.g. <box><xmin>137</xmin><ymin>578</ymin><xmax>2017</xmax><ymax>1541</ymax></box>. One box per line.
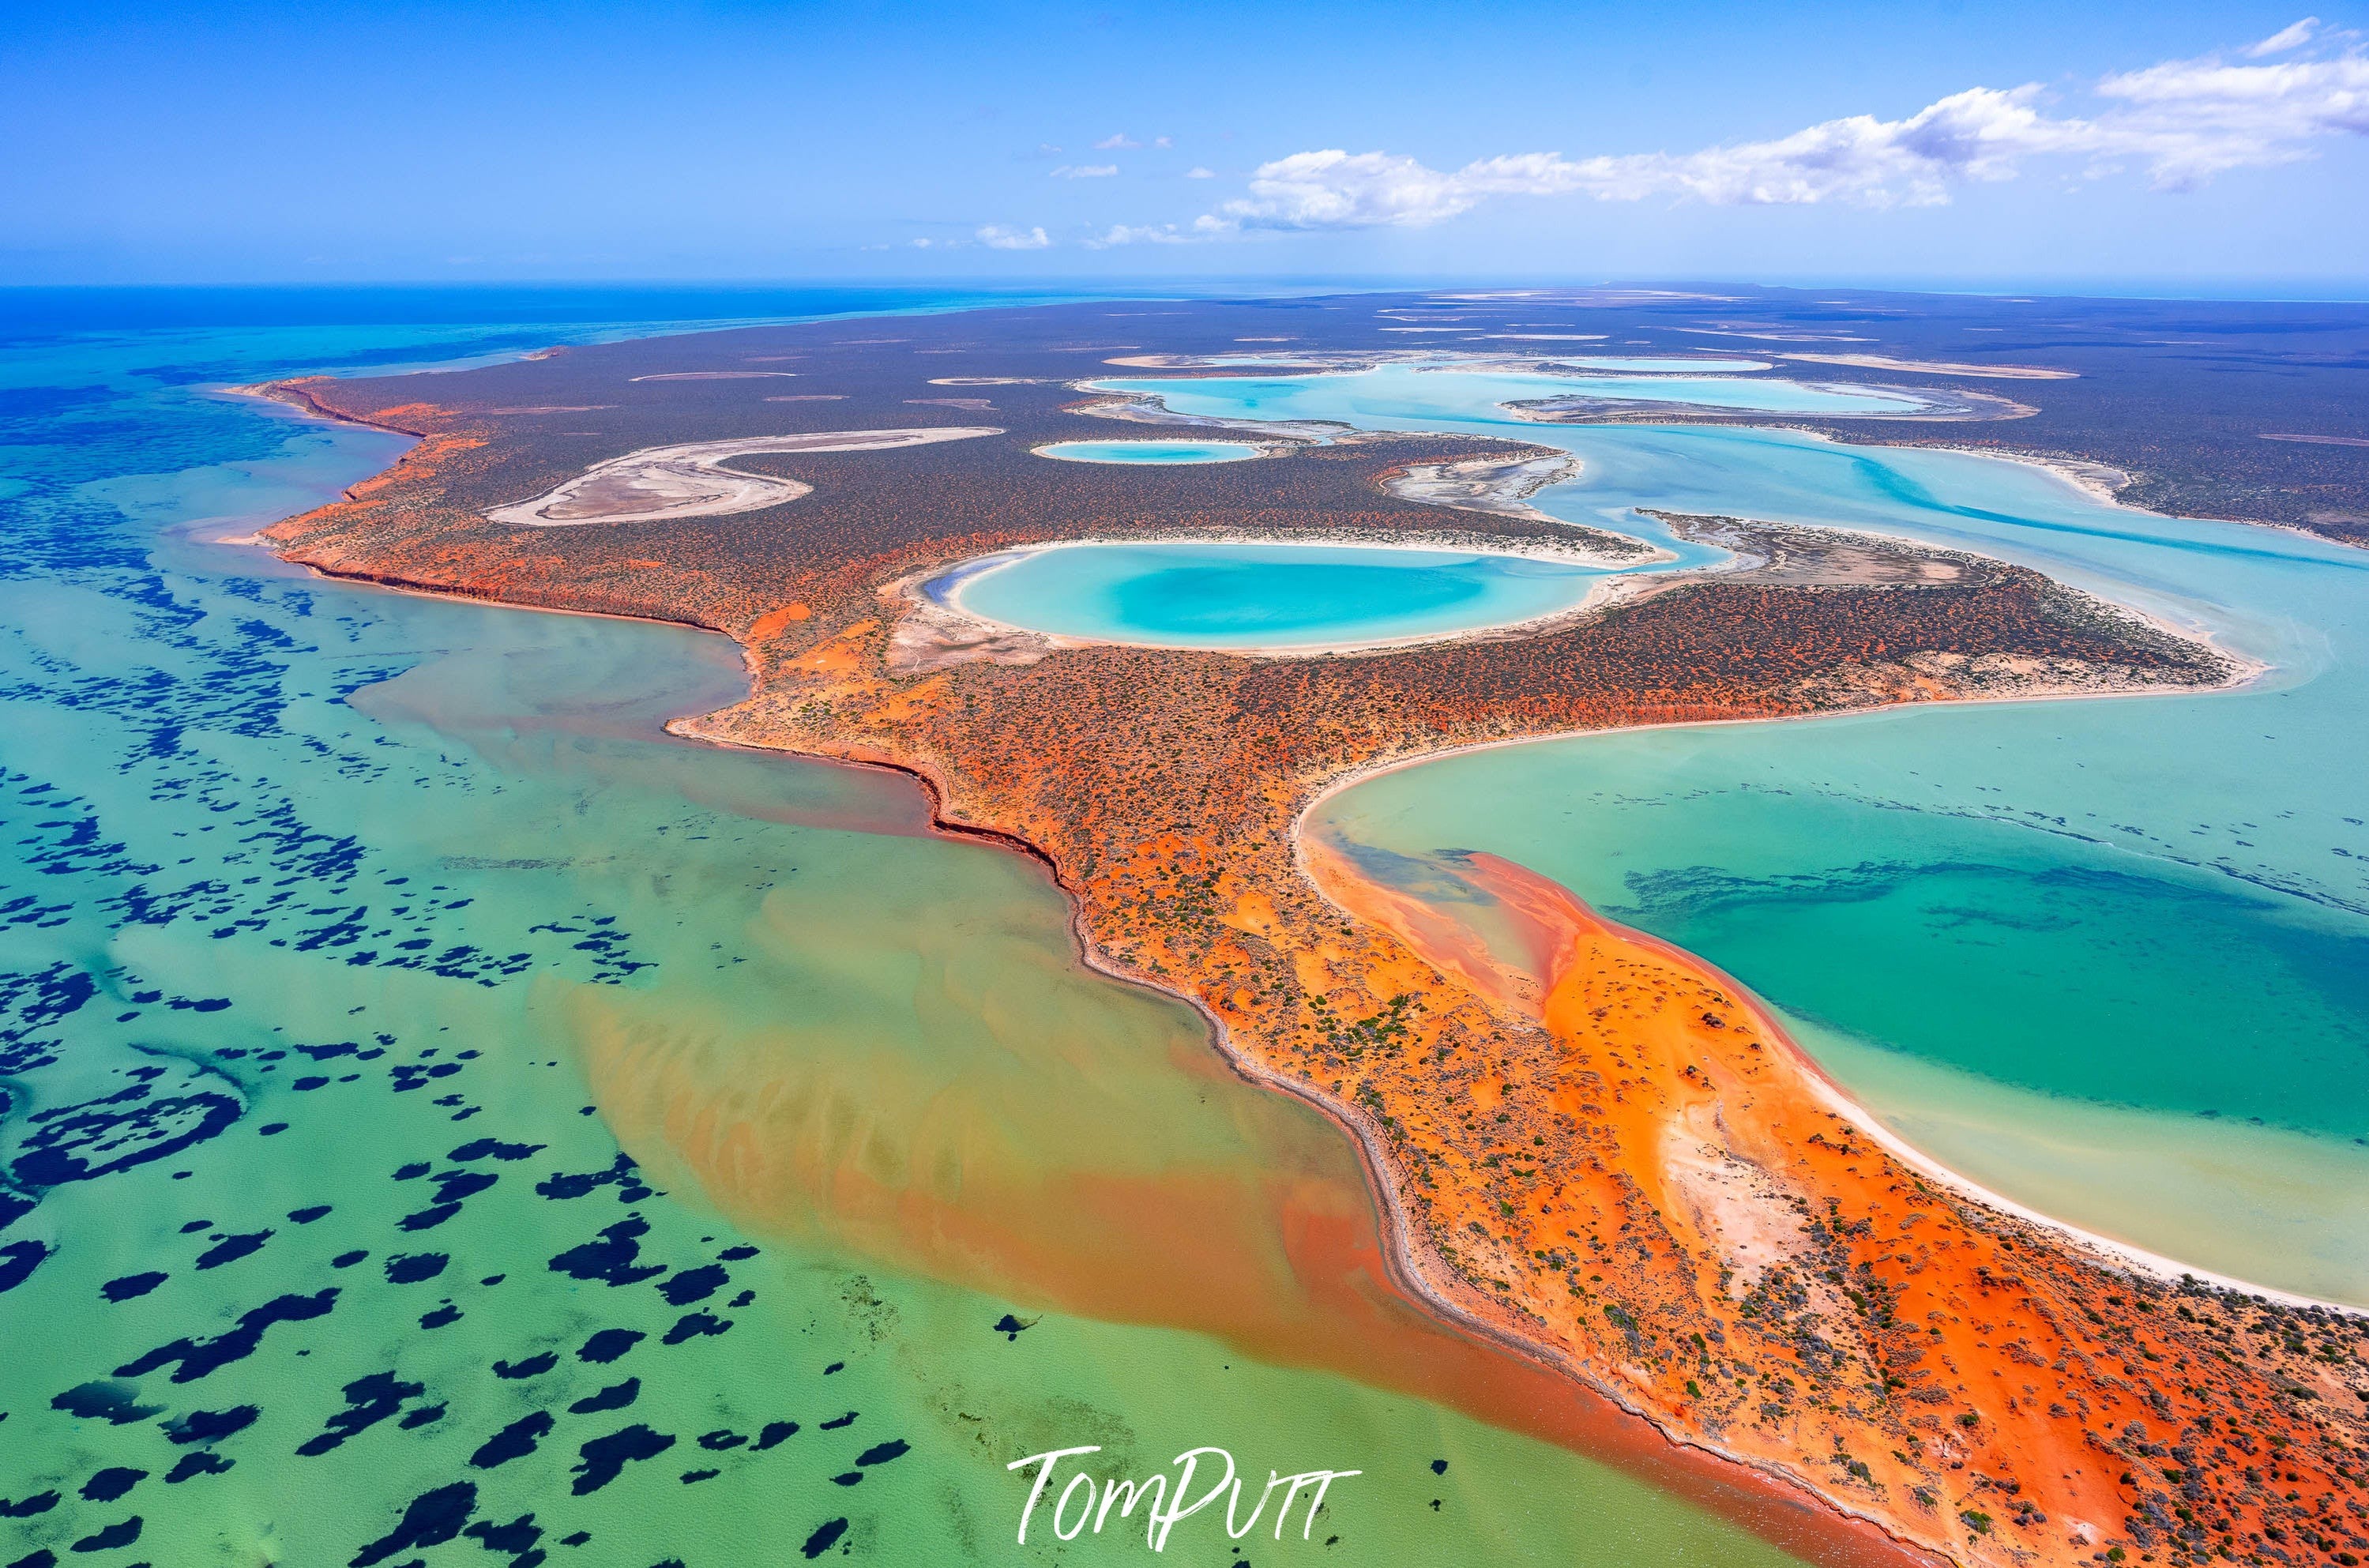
<box><xmin>1036</xmin><ymin>438</ymin><xmax>1265</xmax><ymax>464</ymax></box>
<box><xmin>949</xmin><ymin>540</ymin><xmax>1608</xmax><ymax>650</ymax></box>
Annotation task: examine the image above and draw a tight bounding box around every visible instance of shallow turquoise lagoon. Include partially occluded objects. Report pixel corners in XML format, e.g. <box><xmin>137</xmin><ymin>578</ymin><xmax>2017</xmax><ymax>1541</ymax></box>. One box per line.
<box><xmin>1035</xmin><ymin>437</ymin><xmax>1263</xmax><ymax>463</ymax></box>
<box><xmin>1137</xmin><ymin>374</ymin><xmax>2369</xmax><ymax>1302</ymax></box>
<box><xmin>953</xmin><ymin>541</ymin><xmax>1607</xmax><ymax>649</ymax></box>
<box><xmin>1097</xmin><ymin>363</ymin><xmax>1928</xmax><ymax>422</ymax></box>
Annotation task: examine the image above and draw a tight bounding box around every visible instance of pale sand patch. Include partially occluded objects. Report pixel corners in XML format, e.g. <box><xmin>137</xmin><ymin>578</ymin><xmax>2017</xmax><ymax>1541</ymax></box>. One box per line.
<box><xmin>1383</xmin><ymin>453</ymin><xmax>1664</xmax><ymax>566</ymax></box>
<box><xmin>1660</xmin><ymin>1101</ymin><xmax>1807</xmax><ymax>1294</ymax></box>
<box><xmin>626</xmin><ymin>370</ymin><xmax>799</xmax><ymax>382</ymax></box>
<box><xmin>1679</xmin><ymin>328</ymin><xmax>1875</xmax><ymax>343</ymax></box>
<box><xmin>483</xmin><ymin>427</ymin><xmax>1000</xmax><ymax>527</ymax></box>
<box><xmin>1104</xmin><ymin>353</ymin><xmax>1261</xmax><ymax>369</ymax></box>
<box><xmin>1897</xmin><ymin>442</ymin><xmax>2137</xmax><ymax>506</ymax></box>
<box><xmin>2262</xmin><ymin>431</ymin><xmax>2369</xmax><ymax>447</ymax></box>
<box><xmin>1773</xmin><ymin>352</ymin><xmax>2078</xmax><ymax>380</ymax></box>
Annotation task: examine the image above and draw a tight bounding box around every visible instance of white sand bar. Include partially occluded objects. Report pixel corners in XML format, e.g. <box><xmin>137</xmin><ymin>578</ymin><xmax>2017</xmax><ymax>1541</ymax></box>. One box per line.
<box><xmin>485</xmin><ymin>427</ymin><xmax>1002</xmax><ymax>526</ymax></box>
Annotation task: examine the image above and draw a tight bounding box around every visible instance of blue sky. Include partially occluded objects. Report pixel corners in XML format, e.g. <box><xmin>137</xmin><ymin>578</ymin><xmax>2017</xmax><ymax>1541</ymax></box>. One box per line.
<box><xmin>5</xmin><ymin>1</ymin><xmax>2365</xmax><ymax>289</ymax></box>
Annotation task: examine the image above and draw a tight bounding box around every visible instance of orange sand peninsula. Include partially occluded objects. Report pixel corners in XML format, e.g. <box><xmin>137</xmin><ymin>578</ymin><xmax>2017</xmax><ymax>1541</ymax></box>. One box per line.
<box><xmin>709</xmin><ymin>569</ymin><xmax>2368</xmax><ymax>1568</ymax></box>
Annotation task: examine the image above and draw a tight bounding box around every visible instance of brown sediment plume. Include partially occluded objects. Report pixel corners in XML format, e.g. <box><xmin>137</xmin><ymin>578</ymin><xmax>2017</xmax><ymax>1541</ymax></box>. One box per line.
<box><xmin>554</xmin><ymin>899</ymin><xmax>1920</xmax><ymax>1568</ymax></box>
<box><xmin>244</xmin><ymin>306</ymin><xmax>2364</xmax><ymax>1568</ymax></box>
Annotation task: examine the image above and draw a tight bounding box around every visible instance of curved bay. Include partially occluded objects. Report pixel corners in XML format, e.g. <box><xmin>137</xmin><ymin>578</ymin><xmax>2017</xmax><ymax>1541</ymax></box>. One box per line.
<box><xmin>1171</xmin><ymin>376</ymin><xmax>2369</xmax><ymax>1302</ymax></box>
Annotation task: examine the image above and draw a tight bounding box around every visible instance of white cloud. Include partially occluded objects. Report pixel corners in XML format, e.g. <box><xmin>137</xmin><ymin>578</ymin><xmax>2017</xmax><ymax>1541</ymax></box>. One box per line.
<box><xmin>2247</xmin><ymin>17</ymin><xmax>2322</xmax><ymax>56</ymax></box>
<box><xmin>1051</xmin><ymin>164</ymin><xmax>1119</xmax><ymax>179</ymax></box>
<box><xmin>2095</xmin><ymin>51</ymin><xmax>2369</xmax><ymax>186</ymax></box>
<box><xmin>1185</xmin><ymin>166</ymin><xmax>1216</xmax><ymax>179</ymax></box>
<box><xmin>1216</xmin><ymin>149</ymin><xmax>1486</xmax><ymax>228</ymax></box>
<box><xmin>1094</xmin><ymin>133</ymin><xmax>1142</xmax><ymax>150</ymax></box>
<box><xmin>1085</xmin><ymin>223</ymin><xmax>1194</xmax><ymax>248</ymax></box>
<box><xmin>976</xmin><ymin>224</ymin><xmax>1051</xmax><ymax>250</ymax></box>
<box><xmin>1200</xmin><ymin>32</ymin><xmax>2369</xmax><ymax>231</ymax></box>
<box><xmin>1153</xmin><ymin>135</ymin><xmax>1174</xmax><ymax>149</ymax></box>
<box><xmin>1036</xmin><ymin>142</ymin><xmax>1064</xmax><ymax>156</ymax></box>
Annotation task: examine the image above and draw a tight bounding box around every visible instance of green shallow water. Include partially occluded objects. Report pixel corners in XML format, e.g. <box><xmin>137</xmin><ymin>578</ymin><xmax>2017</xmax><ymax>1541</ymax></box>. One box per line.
<box><xmin>1320</xmin><ymin>719</ymin><xmax>2369</xmax><ymax>1299</ymax></box>
<box><xmin>0</xmin><ymin>310</ymin><xmax>1834</xmax><ymax>1565</ymax></box>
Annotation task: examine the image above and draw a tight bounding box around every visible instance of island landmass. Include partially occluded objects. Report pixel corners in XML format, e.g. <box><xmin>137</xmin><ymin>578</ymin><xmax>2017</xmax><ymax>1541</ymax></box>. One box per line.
<box><xmin>252</xmin><ymin>288</ymin><xmax>2369</xmax><ymax>1568</ymax></box>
